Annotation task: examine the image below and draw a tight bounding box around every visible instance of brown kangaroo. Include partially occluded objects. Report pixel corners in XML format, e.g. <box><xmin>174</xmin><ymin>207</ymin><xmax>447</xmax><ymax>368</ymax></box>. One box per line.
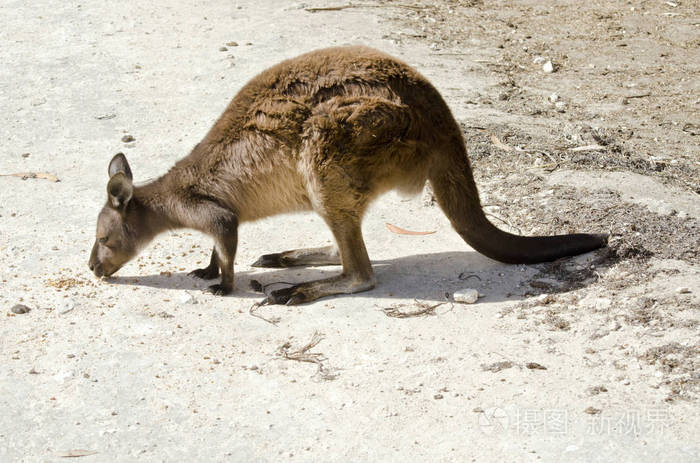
<box><xmin>89</xmin><ymin>46</ymin><xmax>607</xmax><ymax>305</ymax></box>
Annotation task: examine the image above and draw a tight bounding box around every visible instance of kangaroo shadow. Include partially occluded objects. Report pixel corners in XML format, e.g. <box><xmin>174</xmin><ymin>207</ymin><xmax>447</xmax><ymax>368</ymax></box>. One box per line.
<box><xmin>105</xmin><ymin>250</ymin><xmax>590</xmax><ymax>303</ymax></box>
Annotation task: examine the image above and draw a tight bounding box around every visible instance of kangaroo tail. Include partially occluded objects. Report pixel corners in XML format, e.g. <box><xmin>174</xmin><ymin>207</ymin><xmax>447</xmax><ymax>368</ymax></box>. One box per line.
<box><xmin>428</xmin><ymin>143</ymin><xmax>608</xmax><ymax>264</ymax></box>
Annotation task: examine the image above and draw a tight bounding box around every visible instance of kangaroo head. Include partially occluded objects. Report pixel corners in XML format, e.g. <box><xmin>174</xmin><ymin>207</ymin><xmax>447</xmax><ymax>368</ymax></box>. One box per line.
<box><xmin>88</xmin><ymin>153</ymin><xmax>144</xmax><ymax>277</ymax></box>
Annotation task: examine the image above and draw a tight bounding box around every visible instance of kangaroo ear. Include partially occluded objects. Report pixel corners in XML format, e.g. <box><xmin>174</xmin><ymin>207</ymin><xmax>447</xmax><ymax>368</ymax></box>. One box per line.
<box><xmin>108</xmin><ymin>153</ymin><xmax>133</xmax><ymax>180</ymax></box>
<box><xmin>107</xmin><ymin>172</ymin><xmax>133</xmax><ymax>209</ymax></box>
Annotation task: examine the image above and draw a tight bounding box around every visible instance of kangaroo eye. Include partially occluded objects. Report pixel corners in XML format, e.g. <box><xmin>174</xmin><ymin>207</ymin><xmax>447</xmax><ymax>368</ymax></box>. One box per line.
<box><xmin>98</xmin><ymin>237</ymin><xmax>108</xmax><ymax>244</ymax></box>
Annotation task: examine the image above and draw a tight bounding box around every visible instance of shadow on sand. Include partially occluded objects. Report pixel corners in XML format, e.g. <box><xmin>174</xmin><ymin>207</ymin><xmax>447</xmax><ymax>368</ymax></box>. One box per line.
<box><xmin>105</xmin><ymin>250</ymin><xmax>594</xmax><ymax>304</ymax></box>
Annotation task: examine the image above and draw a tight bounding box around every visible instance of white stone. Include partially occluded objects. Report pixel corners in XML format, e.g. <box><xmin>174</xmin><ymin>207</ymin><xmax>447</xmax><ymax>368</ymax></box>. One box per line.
<box><xmin>454</xmin><ymin>288</ymin><xmax>479</xmax><ymax>304</ymax></box>
<box><xmin>594</xmin><ymin>298</ymin><xmax>612</xmax><ymax>311</ymax></box>
<box><xmin>549</xmin><ymin>93</ymin><xmax>559</xmax><ymax>103</ymax></box>
<box><xmin>543</xmin><ymin>60</ymin><xmax>555</xmax><ymax>73</ymax></box>
<box><xmin>177</xmin><ymin>291</ymin><xmax>198</xmax><ymax>304</ymax></box>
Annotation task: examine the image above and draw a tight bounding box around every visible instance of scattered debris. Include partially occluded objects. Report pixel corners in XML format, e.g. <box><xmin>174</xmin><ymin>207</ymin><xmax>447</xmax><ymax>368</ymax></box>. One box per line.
<box><xmin>121</xmin><ymin>135</ymin><xmax>135</xmax><ymax>143</ymax></box>
<box><xmin>157</xmin><ymin>311</ymin><xmax>174</xmax><ymax>319</ymax></box>
<box><xmin>0</xmin><ymin>172</ymin><xmax>60</xmax><ymax>182</ymax></box>
<box><xmin>453</xmin><ymin>288</ymin><xmax>479</xmax><ymax>304</ymax></box>
<box><xmin>621</xmin><ymin>93</ymin><xmax>651</xmax><ymax>105</ymax></box>
<box><xmin>56</xmin><ymin>449</ymin><xmax>99</xmax><ymax>458</ymax></box>
<box><xmin>584</xmin><ymin>406</ymin><xmax>602</xmax><ymax>415</ymax></box>
<box><xmin>305</xmin><ymin>5</ymin><xmax>354</xmax><ymax>12</ymax></box>
<box><xmin>382</xmin><ymin>300</ymin><xmax>447</xmax><ymax>318</ymax></box>
<box><xmin>277</xmin><ymin>331</ymin><xmax>337</xmax><ymax>380</ymax></box>
<box><xmin>226</xmin><ymin>41</ymin><xmax>239</xmax><ymax>47</ymax></box>
<box><xmin>433</xmin><ymin>393</ymin><xmax>444</xmax><ymax>400</ymax></box>
<box><xmin>95</xmin><ymin>113</ymin><xmax>116</xmax><ymax>120</ymax></box>
<box><xmin>247</xmin><ymin>299</ymin><xmax>280</xmax><ymax>326</ymax></box>
<box><xmin>587</xmin><ymin>385</ymin><xmax>608</xmax><ymax>395</ymax></box>
<box><xmin>568</xmin><ymin>144</ymin><xmax>606</xmax><ymax>152</ymax></box>
<box><xmin>11</xmin><ymin>304</ymin><xmax>31</xmax><ymax>314</ymax></box>
<box><xmin>385</xmin><ymin>222</ymin><xmax>435</xmax><ymax>235</ymax></box>
<box><xmin>458</xmin><ymin>273</ymin><xmax>481</xmax><ymax>282</ymax></box>
<box><xmin>682</xmin><ymin>123</ymin><xmax>699</xmax><ymax>136</ymax></box>
<box><xmin>525</xmin><ymin>362</ymin><xmax>547</xmax><ymax>370</ymax></box>
<box><xmin>490</xmin><ymin>133</ymin><xmax>513</xmax><ymax>152</ymax></box>
<box><xmin>481</xmin><ymin>361</ymin><xmax>514</xmax><ymax>372</ymax></box>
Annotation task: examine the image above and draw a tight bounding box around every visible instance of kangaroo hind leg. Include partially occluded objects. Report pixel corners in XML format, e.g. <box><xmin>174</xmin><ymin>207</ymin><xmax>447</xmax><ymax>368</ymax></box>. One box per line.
<box><xmin>265</xmin><ymin>214</ymin><xmax>375</xmax><ymax>305</ymax></box>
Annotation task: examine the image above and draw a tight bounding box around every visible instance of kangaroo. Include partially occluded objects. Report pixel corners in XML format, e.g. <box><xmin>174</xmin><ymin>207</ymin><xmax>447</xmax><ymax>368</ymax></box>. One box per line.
<box><xmin>89</xmin><ymin>46</ymin><xmax>607</xmax><ymax>305</ymax></box>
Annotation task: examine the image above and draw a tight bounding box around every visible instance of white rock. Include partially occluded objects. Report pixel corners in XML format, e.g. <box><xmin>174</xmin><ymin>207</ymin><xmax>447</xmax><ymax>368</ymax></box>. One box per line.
<box><xmin>454</xmin><ymin>288</ymin><xmax>479</xmax><ymax>304</ymax></box>
<box><xmin>594</xmin><ymin>298</ymin><xmax>612</xmax><ymax>311</ymax></box>
<box><xmin>677</xmin><ymin>287</ymin><xmax>691</xmax><ymax>294</ymax></box>
<box><xmin>549</xmin><ymin>93</ymin><xmax>559</xmax><ymax>103</ymax></box>
<box><xmin>555</xmin><ymin>101</ymin><xmax>567</xmax><ymax>112</ymax></box>
<box><xmin>543</xmin><ymin>60</ymin><xmax>554</xmax><ymax>73</ymax></box>
<box><xmin>177</xmin><ymin>291</ymin><xmax>198</xmax><ymax>304</ymax></box>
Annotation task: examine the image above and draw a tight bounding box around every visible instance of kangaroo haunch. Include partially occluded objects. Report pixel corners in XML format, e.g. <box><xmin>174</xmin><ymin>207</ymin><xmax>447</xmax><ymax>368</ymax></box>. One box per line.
<box><xmin>89</xmin><ymin>46</ymin><xmax>608</xmax><ymax>304</ymax></box>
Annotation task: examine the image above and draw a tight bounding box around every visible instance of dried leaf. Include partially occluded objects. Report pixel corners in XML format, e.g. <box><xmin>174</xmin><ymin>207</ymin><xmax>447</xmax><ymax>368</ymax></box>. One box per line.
<box><xmin>1</xmin><ymin>172</ymin><xmax>60</xmax><ymax>182</ymax></box>
<box><xmin>56</xmin><ymin>449</ymin><xmax>98</xmax><ymax>458</ymax></box>
<box><xmin>385</xmin><ymin>223</ymin><xmax>435</xmax><ymax>235</ymax></box>
<box><xmin>490</xmin><ymin>133</ymin><xmax>513</xmax><ymax>152</ymax></box>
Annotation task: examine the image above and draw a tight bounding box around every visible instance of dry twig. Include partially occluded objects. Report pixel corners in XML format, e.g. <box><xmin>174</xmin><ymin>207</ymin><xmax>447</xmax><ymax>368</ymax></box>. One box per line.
<box><xmin>382</xmin><ymin>300</ymin><xmax>448</xmax><ymax>318</ymax></box>
<box><xmin>0</xmin><ymin>172</ymin><xmax>60</xmax><ymax>182</ymax></box>
<box><xmin>248</xmin><ymin>299</ymin><xmax>280</xmax><ymax>326</ymax></box>
<box><xmin>278</xmin><ymin>331</ymin><xmax>338</xmax><ymax>380</ymax></box>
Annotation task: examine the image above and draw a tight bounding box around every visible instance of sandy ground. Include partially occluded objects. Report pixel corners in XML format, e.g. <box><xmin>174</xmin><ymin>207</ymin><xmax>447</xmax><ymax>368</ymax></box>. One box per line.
<box><xmin>1</xmin><ymin>1</ymin><xmax>698</xmax><ymax>462</ymax></box>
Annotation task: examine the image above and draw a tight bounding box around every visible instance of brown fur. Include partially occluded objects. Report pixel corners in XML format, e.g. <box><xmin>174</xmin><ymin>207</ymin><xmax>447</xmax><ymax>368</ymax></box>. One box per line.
<box><xmin>89</xmin><ymin>46</ymin><xmax>607</xmax><ymax>304</ymax></box>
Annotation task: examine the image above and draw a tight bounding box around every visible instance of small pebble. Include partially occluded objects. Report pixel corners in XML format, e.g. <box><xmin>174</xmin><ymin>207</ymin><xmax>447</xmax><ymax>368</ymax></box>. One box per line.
<box><xmin>548</xmin><ymin>93</ymin><xmax>559</xmax><ymax>103</ymax></box>
<box><xmin>121</xmin><ymin>135</ymin><xmax>135</xmax><ymax>143</ymax></box>
<box><xmin>177</xmin><ymin>292</ymin><xmax>198</xmax><ymax>304</ymax></box>
<box><xmin>525</xmin><ymin>362</ymin><xmax>547</xmax><ymax>370</ymax></box>
<box><xmin>453</xmin><ymin>288</ymin><xmax>479</xmax><ymax>304</ymax></box>
<box><xmin>433</xmin><ymin>394</ymin><xmax>444</xmax><ymax>400</ymax></box>
<box><xmin>554</xmin><ymin>101</ymin><xmax>567</xmax><ymax>112</ymax></box>
<box><xmin>11</xmin><ymin>304</ymin><xmax>31</xmax><ymax>314</ymax></box>
<box><xmin>21</xmin><ymin>152</ymin><xmax>30</xmax><ymax>158</ymax></box>
<box><xmin>584</xmin><ymin>406</ymin><xmax>601</xmax><ymax>415</ymax></box>
<box><xmin>677</xmin><ymin>287</ymin><xmax>690</xmax><ymax>294</ymax></box>
<box><xmin>219</xmin><ymin>46</ymin><xmax>228</xmax><ymax>51</ymax></box>
<box><xmin>226</xmin><ymin>41</ymin><xmax>238</xmax><ymax>47</ymax></box>
<box><xmin>542</xmin><ymin>60</ymin><xmax>555</xmax><ymax>73</ymax></box>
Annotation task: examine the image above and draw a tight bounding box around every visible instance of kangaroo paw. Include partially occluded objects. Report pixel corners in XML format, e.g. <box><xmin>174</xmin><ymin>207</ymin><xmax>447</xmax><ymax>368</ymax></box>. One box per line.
<box><xmin>251</xmin><ymin>253</ymin><xmax>288</xmax><ymax>268</ymax></box>
<box><xmin>267</xmin><ymin>285</ymin><xmax>309</xmax><ymax>305</ymax></box>
<box><xmin>189</xmin><ymin>266</ymin><xmax>220</xmax><ymax>280</ymax></box>
<box><xmin>206</xmin><ymin>283</ymin><xmax>232</xmax><ymax>296</ymax></box>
